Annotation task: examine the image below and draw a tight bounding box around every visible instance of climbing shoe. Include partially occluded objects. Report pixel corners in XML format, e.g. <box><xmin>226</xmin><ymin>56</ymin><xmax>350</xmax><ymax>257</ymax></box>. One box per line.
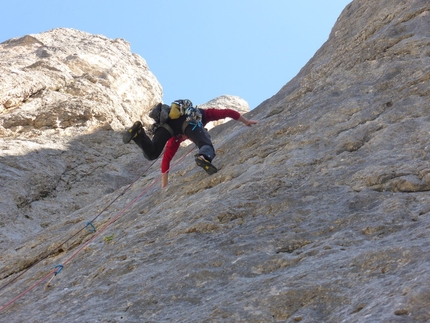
<box><xmin>195</xmin><ymin>155</ymin><xmax>218</xmax><ymax>175</ymax></box>
<box><xmin>123</xmin><ymin>121</ymin><xmax>142</xmax><ymax>144</ymax></box>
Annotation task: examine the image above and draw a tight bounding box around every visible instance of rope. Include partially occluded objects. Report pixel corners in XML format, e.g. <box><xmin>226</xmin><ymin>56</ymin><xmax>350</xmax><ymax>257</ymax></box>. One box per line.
<box><xmin>0</xmin><ymin>158</ymin><xmax>158</xmax><ymax>294</ymax></box>
<box><xmin>0</xmin><ymin>145</ymin><xmax>196</xmax><ymax>313</ymax></box>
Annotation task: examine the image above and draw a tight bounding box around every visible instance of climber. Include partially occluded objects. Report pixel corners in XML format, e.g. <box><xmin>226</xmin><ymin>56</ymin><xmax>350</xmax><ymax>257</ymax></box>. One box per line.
<box><xmin>160</xmin><ymin>107</ymin><xmax>258</xmax><ymax>187</ymax></box>
<box><xmin>123</xmin><ymin>100</ymin><xmax>258</xmax><ymax>186</ymax></box>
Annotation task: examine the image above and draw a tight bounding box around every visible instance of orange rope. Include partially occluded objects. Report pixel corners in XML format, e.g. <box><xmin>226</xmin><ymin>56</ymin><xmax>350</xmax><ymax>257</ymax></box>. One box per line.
<box><xmin>0</xmin><ymin>146</ymin><xmax>196</xmax><ymax>313</ymax></box>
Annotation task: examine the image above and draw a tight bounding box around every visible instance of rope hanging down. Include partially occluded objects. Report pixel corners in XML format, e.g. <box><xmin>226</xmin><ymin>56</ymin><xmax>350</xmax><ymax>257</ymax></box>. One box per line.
<box><xmin>0</xmin><ymin>158</ymin><xmax>158</xmax><ymax>294</ymax></box>
<box><xmin>0</xmin><ymin>145</ymin><xmax>196</xmax><ymax>313</ymax></box>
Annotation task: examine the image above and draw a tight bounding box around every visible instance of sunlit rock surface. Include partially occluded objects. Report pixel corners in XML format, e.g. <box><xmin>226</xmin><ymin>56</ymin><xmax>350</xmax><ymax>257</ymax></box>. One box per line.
<box><xmin>1</xmin><ymin>0</ymin><xmax>429</xmax><ymax>322</ymax></box>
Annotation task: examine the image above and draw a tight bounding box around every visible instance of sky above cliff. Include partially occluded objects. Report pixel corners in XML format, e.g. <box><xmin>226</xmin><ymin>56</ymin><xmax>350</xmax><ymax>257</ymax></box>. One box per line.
<box><xmin>1</xmin><ymin>0</ymin><xmax>351</xmax><ymax>109</ymax></box>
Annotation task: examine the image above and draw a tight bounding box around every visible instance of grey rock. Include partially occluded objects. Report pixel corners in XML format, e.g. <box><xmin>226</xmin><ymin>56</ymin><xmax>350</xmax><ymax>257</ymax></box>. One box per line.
<box><xmin>0</xmin><ymin>28</ymin><xmax>163</xmax><ymax>244</ymax></box>
<box><xmin>1</xmin><ymin>0</ymin><xmax>430</xmax><ymax>322</ymax></box>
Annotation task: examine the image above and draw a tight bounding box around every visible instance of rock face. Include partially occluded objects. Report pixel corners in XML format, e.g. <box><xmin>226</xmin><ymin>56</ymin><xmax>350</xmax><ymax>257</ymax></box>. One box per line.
<box><xmin>0</xmin><ymin>28</ymin><xmax>161</xmax><ymax>129</ymax></box>
<box><xmin>1</xmin><ymin>0</ymin><xmax>430</xmax><ymax>322</ymax></box>
<box><xmin>0</xmin><ymin>28</ymin><xmax>162</xmax><ymax>243</ymax></box>
<box><xmin>0</xmin><ymin>28</ymin><xmax>249</xmax><ymax>244</ymax></box>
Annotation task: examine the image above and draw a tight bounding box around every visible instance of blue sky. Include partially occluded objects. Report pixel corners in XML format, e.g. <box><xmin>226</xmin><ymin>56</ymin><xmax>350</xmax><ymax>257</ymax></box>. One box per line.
<box><xmin>1</xmin><ymin>0</ymin><xmax>351</xmax><ymax>109</ymax></box>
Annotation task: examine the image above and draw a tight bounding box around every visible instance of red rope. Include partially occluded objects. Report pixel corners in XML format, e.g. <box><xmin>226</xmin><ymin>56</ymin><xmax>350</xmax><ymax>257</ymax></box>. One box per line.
<box><xmin>0</xmin><ymin>270</ymin><xmax>56</xmax><ymax>312</ymax></box>
<box><xmin>0</xmin><ymin>145</ymin><xmax>196</xmax><ymax>313</ymax></box>
<box><xmin>0</xmin><ymin>158</ymin><xmax>158</xmax><ymax>294</ymax></box>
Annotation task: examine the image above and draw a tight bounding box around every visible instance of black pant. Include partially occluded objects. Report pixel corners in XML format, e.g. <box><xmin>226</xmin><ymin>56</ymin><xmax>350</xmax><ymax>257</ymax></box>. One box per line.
<box><xmin>133</xmin><ymin>126</ymin><xmax>171</xmax><ymax>160</ymax></box>
<box><xmin>133</xmin><ymin>118</ymin><xmax>215</xmax><ymax>161</ymax></box>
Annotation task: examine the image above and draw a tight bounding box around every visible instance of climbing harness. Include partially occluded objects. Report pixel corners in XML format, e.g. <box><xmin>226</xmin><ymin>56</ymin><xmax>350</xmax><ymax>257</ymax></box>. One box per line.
<box><xmin>184</xmin><ymin>106</ymin><xmax>202</xmax><ymax>130</ymax></box>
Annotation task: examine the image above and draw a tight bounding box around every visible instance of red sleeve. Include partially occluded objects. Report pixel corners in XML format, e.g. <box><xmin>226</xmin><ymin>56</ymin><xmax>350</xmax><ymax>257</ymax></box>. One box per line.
<box><xmin>203</xmin><ymin>108</ymin><xmax>240</xmax><ymax>123</ymax></box>
<box><xmin>161</xmin><ymin>137</ymin><xmax>182</xmax><ymax>173</ymax></box>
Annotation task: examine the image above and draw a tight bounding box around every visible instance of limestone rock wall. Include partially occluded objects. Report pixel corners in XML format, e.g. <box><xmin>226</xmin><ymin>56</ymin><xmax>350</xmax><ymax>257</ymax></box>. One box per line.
<box><xmin>0</xmin><ymin>29</ymin><xmax>250</xmax><ymax>244</ymax></box>
<box><xmin>0</xmin><ymin>1</ymin><xmax>430</xmax><ymax>322</ymax></box>
<box><xmin>0</xmin><ymin>28</ymin><xmax>161</xmax><ymax>132</ymax></box>
<box><xmin>0</xmin><ymin>28</ymin><xmax>163</xmax><ymax>242</ymax></box>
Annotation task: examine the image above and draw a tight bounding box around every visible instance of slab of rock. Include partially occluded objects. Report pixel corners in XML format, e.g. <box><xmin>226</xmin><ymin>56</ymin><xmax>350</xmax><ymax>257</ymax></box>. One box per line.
<box><xmin>0</xmin><ymin>0</ymin><xmax>429</xmax><ymax>322</ymax></box>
